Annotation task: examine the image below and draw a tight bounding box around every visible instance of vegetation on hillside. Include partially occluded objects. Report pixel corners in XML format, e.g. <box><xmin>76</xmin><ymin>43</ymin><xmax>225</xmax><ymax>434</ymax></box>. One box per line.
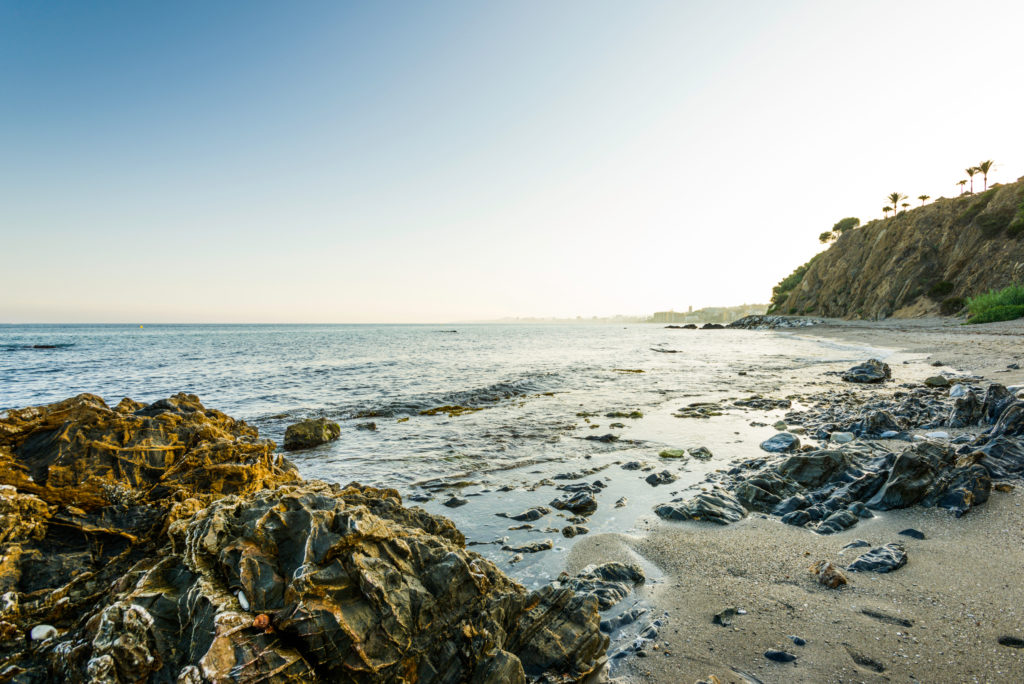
<box><xmin>966</xmin><ymin>284</ymin><xmax>1024</xmax><ymax>324</ymax></box>
<box><xmin>767</xmin><ymin>254</ymin><xmax>821</xmax><ymax>314</ymax></box>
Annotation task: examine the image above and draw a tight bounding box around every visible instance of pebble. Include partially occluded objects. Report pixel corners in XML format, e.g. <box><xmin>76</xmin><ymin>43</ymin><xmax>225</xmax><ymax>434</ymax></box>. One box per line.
<box><xmin>830</xmin><ymin>431</ymin><xmax>855</xmax><ymax>443</ymax></box>
<box><xmin>238</xmin><ymin>591</ymin><xmax>250</xmax><ymax>611</ymax></box>
<box><xmin>789</xmin><ymin>635</ymin><xmax>806</xmax><ymax>646</ymax></box>
<box><xmin>764</xmin><ymin>649</ymin><xmax>796</xmax><ymax>662</ymax></box>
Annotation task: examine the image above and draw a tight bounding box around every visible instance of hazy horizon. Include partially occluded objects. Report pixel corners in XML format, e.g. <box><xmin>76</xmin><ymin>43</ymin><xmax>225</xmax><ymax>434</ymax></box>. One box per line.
<box><xmin>3</xmin><ymin>1</ymin><xmax>1023</xmax><ymax>323</ymax></box>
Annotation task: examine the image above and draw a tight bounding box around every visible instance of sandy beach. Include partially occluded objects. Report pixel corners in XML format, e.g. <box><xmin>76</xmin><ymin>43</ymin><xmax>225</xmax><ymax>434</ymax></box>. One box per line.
<box><xmin>569</xmin><ymin>318</ymin><xmax>1024</xmax><ymax>684</ymax></box>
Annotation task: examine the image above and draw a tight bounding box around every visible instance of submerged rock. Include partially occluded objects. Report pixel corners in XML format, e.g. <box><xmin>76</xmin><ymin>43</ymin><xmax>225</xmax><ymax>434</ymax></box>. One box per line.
<box><xmin>283</xmin><ymin>417</ymin><xmax>341</xmax><ymax>450</ymax></box>
<box><xmin>842</xmin><ymin>358</ymin><xmax>891</xmax><ymax>384</ymax></box>
<box><xmin>550</xmin><ymin>491</ymin><xmax>598</xmax><ymax>516</ymax></box>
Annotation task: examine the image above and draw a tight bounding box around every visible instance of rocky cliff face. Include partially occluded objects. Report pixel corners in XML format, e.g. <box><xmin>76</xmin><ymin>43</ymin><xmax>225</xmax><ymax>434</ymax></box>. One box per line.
<box><xmin>0</xmin><ymin>394</ymin><xmax>608</xmax><ymax>683</ymax></box>
<box><xmin>770</xmin><ymin>178</ymin><xmax>1024</xmax><ymax>319</ymax></box>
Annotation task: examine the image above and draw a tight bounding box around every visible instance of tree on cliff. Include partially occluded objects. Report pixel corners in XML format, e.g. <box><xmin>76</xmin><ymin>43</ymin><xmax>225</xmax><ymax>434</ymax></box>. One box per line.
<box><xmin>918</xmin><ymin>195</ymin><xmax>930</xmax><ymax>206</ymax></box>
<box><xmin>977</xmin><ymin>160</ymin><xmax>994</xmax><ymax>191</ymax></box>
<box><xmin>832</xmin><ymin>217</ymin><xmax>860</xmax><ymax>233</ymax></box>
<box><xmin>966</xmin><ymin>166</ymin><xmax>979</xmax><ymax>193</ymax></box>
<box><xmin>883</xmin><ymin>206</ymin><xmax>893</xmax><ymax>218</ymax></box>
<box><xmin>957</xmin><ymin>179</ymin><xmax>968</xmax><ymax>195</ymax></box>
<box><xmin>819</xmin><ymin>231</ymin><xmax>836</xmax><ymax>244</ymax></box>
<box><xmin>887</xmin><ymin>193</ymin><xmax>907</xmax><ymax>215</ymax></box>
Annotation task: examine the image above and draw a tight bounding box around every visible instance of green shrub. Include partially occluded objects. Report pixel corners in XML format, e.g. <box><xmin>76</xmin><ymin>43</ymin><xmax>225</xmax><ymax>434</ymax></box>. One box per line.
<box><xmin>1009</xmin><ymin>216</ymin><xmax>1024</xmax><ymax>238</ymax></box>
<box><xmin>928</xmin><ymin>281</ymin><xmax>954</xmax><ymax>298</ymax></box>
<box><xmin>832</xmin><ymin>217</ymin><xmax>860</xmax><ymax>233</ymax></box>
<box><xmin>966</xmin><ymin>284</ymin><xmax>1024</xmax><ymax>324</ymax></box>
<box><xmin>819</xmin><ymin>231</ymin><xmax>835</xmax><ymax>244</ymax></box>
<box><xmin>957</xmin><ymin>189</ymin><xmax>996</xmax><ymax>226</ymax></box>
<box><xmin>976</xmin><ymin>206</ymin><xmax>1014</xmax><ymax>236</ymax></box>
<box><xmin>766</xmin><ymin>254</ymin><xmax>821</xmax><ymax>314</ymax></box>
<box><xmin>940</xmin><ymin>296</ymin><xmax>965</xmax><ymax>315</ymax></box>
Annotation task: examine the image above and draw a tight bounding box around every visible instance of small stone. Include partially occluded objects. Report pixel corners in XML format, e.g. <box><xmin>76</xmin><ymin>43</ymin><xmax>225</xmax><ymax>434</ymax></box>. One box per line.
<box><xmin>847</xmin><ymin>543</ymin><xmax>907</xmax><ymax>573</ymax></box>
<box><xmin>924</xmin><ymin>431</ymin><xmax>950</xmax><ymax>439</ymax></box>
<box><xmin>924</xmin><ymin>376</ymin><xmax>950</xmax><ymax>388</ymax></box>
<box><xmin>615</xmin><ymin>497</ymin><xmax>628</xmax><ymax>508</ymax></box>
<box><xmin>760</xmin><ymin>433</ymin><xmax>801</xmax><ymax>453</ymax></box>
<box><xmin>808</xmin><ymin>560</ymin><xmax>848</xmax><ymax>588</ymax></box>
<box><xmin>443</xmin><ymin>496</ymin><xmax>469</xmax><ymax>508</ymax></box>
<box><xmin>898</xmin><ymin>528</ymin><xmax>925</xmax><ymax>540</ymax></box>
<box><xmin>764</xmin><ymin>649</ymin><xmax>796</xmax><ymax>662</ymax></box>
<box><xmin>283</xmin><ymin>417</ymin><xmax>341</xmax><ymax>451</ymax></box>
<box><xmin>688</xmin><ymin>446</ymin><xmax>713</xmax><ymax>460</ymax></box>
<box><xmin>773</xmin><ymin>420</ymin><xmax>788</xmax><ymax>431</ymax></box>
<box><xmin>645</xmin><ymin>470</ymin><xmax>677</xmax><ymax>486</ymax></box>
<box><xmin>237</xmin><ymin>590</ymin><xmax>250</xmax><ymax>611</ymax></box>
<box><xmin>789</xmin><ymin>635</ymin><xmax>806</xmax><ymax>646</ymax></box>
<box><xmin>830</xmin><ymin>431</ymin><xmax>855</xmax><ymax>444</ymax></box>
<box><xmin>561</xmin><ymin>525</ymin><xmax>589</xmax><ymax>538</ymax></box>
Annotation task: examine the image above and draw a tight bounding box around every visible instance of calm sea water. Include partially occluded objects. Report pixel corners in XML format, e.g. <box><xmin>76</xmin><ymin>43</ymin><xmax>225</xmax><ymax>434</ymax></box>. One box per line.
<box><xmin>0</xmin><ymin>323</ymin><xmax>881</xmax><ymax>586</ymax></box>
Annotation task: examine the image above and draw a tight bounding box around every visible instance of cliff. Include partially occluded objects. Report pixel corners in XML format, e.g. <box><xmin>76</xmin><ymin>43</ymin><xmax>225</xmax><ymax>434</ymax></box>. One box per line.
<box><xmin>768</xmin><ymin>177</ymin><xmax>1024</xmax><ymax>319</ymax></box>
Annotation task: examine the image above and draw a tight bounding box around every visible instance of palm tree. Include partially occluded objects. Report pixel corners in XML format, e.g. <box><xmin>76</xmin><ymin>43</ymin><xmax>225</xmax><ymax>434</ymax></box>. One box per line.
<box><xmin>901</xmin><ymin>202</ymin><xmax>910</xmax><ymax>211</ymax></box>
<box><xmin>887</xmin><ymin>192</ymin><xmax>907</xmax><ymax>213</ymax></box>
<box><xmin>977</xmin><ymin>160</ymin><xmax>994</xmax><ymax>190</ymax></box>
<box><xmin>883</xmin><ymin>206</ymin><xmax>893</xmax><ymax>218</ymax></box>
<box><xmin>966</xmin><ymin>167</ymin><xmax>978</xmax><ymax>193</ymax></box>
<box><xmin>957</xmin><ymin>180</ymin><xmax>967</xmax><ymax>195</ymax></box>
<box><xmin>918</xmin><ymin>194</ymin><xmax>930</xmax><ymax>206</ymax></box>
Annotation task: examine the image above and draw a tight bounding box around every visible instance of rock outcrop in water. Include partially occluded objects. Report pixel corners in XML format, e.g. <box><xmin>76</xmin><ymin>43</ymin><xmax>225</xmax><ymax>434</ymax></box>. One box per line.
<box><xmin>0</xmin><ymin>394</ymin><xmax>608</xmax><ymax>683</ymax></box>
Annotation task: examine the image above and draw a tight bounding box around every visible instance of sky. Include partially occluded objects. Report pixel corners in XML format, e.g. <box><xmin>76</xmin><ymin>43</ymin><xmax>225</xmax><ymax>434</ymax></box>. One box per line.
<box><xmin>2</xmin><ymin>0</ymin><xmax>1023</xmax><ymax>323</ymax></box>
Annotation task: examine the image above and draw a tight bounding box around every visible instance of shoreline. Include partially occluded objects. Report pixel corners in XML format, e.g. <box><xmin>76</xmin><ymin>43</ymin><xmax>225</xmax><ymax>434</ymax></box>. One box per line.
<box><xmin>569</xmin><ymin>317</ymin><xmax>1024</xmax><ymax>683</ymax></box>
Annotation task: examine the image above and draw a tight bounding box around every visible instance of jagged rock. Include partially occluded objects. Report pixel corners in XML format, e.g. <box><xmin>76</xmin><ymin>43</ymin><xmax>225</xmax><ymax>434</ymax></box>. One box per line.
<box><xmin>689</xmin><ymin>446</ymin><xmax>713</xmax><ymax>460</ymax></box>
<box><xmin>867</xmin><ymin>442</ymin><xmax>955</xmax><ymax>510</ymax></box>
<box><xmin>920</xmin><ymin>464</ymin><xmax>991</xmax><ymax>516</ymax></box>
<box><xmin>645</xmin><ymin>470</ymin><xmax>677</xmax><ymax>486</ymax></box>
<box><xmin>842</xmin><ymin>359</ymin><xmax>891</xmax><ymax>384</ymax></box>
<box><xmin>816</xmin><ymin>509</ymin><xmax>859</xmax><ymax>535</ymax></box>
<box><xmin>847</xmin><ymin>543</ymin><xmax>907</xmax><ymax>573</ymax></box>
<box><xmin>990</xmin><ymin>401</ymin><xmax>1024</xmax><ymax>438</ymax></box>
<box><xmin>0</xmin><ymin>395</ymin><xmax>608</xmax><ymax>683</ymax></box>
<box><xmin>502</xmin><ymin>506</ymin><xmax>550</xmax><ymax>522</ymax></box>
<box><xmin>558</xmin><ymin>562</ymin><xmax>645</xmax><ymax>610</ymax></box>
<box><xmin>504</xmin><ymin>539</ymin><xmax>554</xmax><ymax>553</ymax></box>
<box><xmin>734</xmin><ymin>471</ymin><xmax>801</xmax><ymax>512</ymax></box>
<box><xmin>808</xmin><ymin>560</ymin><xmax>848</xmax><ymax>588</ymax></box>
<box><xmin>655</xmin><ymin>488</ymin><xmax>746</xmax><ymax>525</ymax></box>
<box><xmin>851</xmin><ymin>410</ymin><xmax>903</xmax><ymax>437</ymax></box>
<box><xmin>776</xmin><ymin>450</ymin><xmax>851</xmax><ymax>488</ymax></box>
<box><xmin>760</xmin><ymin>433</ymin><xmax>801</xmax><ymax>453</ymax></box>
<box><xmin>949</xmin><ymin>390</ymin><xmax>983</xmax><ymax>427</ymax></box>
<box><xmin>550</xmin><ymin>491</ymin><xmax>598</xmax><ymax>515</ymax></box>
<box><xmin>982</xmin><ymin>385</ymin><xmax>1015</xmax><ymax>424</ymax></box>
<box><xmin>283</xmin><ymin>417</ymin><xmax>341</xmax><ymax>450</ymax></box>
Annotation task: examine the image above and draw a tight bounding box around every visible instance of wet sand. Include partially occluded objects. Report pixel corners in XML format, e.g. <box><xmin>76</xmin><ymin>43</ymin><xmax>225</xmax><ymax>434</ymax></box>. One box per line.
<box><xmin>569</xmin><ymin>317</ymin><xmax>1024</xmax><ymax>683</ymax></box>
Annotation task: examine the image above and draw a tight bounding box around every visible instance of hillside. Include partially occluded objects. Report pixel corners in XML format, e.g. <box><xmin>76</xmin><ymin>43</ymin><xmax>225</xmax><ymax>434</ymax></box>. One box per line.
<box><xmin>769</xmin><ymin>177</ymin><xmax>1024</xmax><ymax>319</ymax></box>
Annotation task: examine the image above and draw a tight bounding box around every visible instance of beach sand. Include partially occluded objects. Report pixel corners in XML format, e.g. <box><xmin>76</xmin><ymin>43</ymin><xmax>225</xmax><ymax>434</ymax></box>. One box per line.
<box><xmin>569</xmin><ymin>317</ymin><xmax>1024</xmax><ymax>683</ymax></box>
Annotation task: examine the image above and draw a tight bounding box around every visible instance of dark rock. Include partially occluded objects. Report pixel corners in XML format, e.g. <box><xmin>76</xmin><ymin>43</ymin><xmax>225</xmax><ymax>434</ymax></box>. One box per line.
<box><xmin>712</xmin><ymin>607</ymin><xmax>740</xmax><ymax>627</ymax></box>
<box><xmin>780</xmin><ymin>510</ymin><xmax>811</xmax><ymax>526</ymax></box>
<box><xmin>355</xmin><ymin>421</ymin><xmax>377</xmax><ymax>431</ymax></box>
<box><xmin>998</xmin><ymin>636</ymin><xmax>1024</xmax><ymax>648</ymax></box>
<box><xmin>867</xmin><ymin>442</ymin><xmax>955</xmax><ymax>510</ymax></box>
<box><xmin>948</xmin><ymin>390</ymin><xmax>983</xmax><ymax>428</ymax></box>
<box><xmin>503</xmin><ymin>506</ymin><xmax>550</xmax><ymax>522</ymax></box>
<box><xmin>561</xmin><ymin>525</ymin><xmax>589</xmax><ymax>538</ymax></box>
<box><xmin>990</xmin><ymin>400</ymin><xmax>1024</xmax><ymax>438</ymax></box>
<box><xmin>848</xmin><ymin>502</ymin><xmax>874</xmax><ymax>518</ymax></box>
<box><xmin>842</xmin><ymin>358</ymin><xmax>891</xmax><ymax>384</ymax></box>
<box><xmin>689</xmin><ymin>446</ymin><xmax>714</xmax><ymax>460</ymax></box>
<box><xmin>655</xmin><ymin>488</ymin><xmax>746</xmax><ymax>525</ymax></box>
<box><xmin>764</xmin><ymin>649</ymin><xmax>797</xmax><ymax>662</ymax></box>
<box><xmin>851</xmin><ymin>410</ymin><xmax>903</xmax><ymax>437</ymax></box>
<box><xmin>701</xmin><ymin>323</ymin><xmax>725</xmax><ymax>329</ymax></box>
<box><xmin>620</xmin><ymin>461</ymin><xmax>643</xmax><ymax>470</ymax></box>
<box><xmin>283</xmin><ymin>417</ymin><xmax>341</xmax><ymax>450</ymax></box>
<box><xmin>847</xmin><ymin>543</ymin><xmax>907</xmax><ymax>573</ymax></box>
<box><xmin>645</xmin><ymin>470</ymin><xmax>678</xmax><ymax>486</ymax></box>
<box><xmin>760</xmin><ymin>433</ymin><xmax>801</xmax><ymax>453</ymax></box>
<box><xmin>735</xmin><ymin>471</ymin><xmax>801</xmax><ymax>512</ymax></box>
<box><xmin>898</xmin><ymin>528</ymin><xmax>925</xmax><ymax>540</ymax></box>
<box><xmin>584</xmin><ymin>433</ymin><xmax>619</xmax><ymax>443</ymax></box>
<box><xmin>841</xmin><ymin>539</ymin><xmax>871</xmax><ymax>552</ymax></box>
<box><xmin>443</xmin><ymin>496</ymin><xmax>469</xmax><ymax>508</ymax></box>
<box><xmin>790</xmin><ymin>635</ymin><xmax>807</xmax><ymax>646</ymax></box>
<box><xmin>600</xmin><ymin>606</ymin><xmax>647</xmax><ymax>633</ymax></box>
<box><xmin>734</xmin><ymin>396</ymin><xmax>792</xmax><ymax>410</ymax></box>
<box><xmin>504</xmin><ymin>540</ymin><xmax>554</xmax><ymax>554</ymax></box>
<box><xmin>920</xmin><ymin>463</ymin><xmax>991</xmax><ymax>516</ymax></box>
<box><xmin>816</xmin><ymin>509</ymin><xmax>859</xmax><ymax>535</ymax></box>
<box><xmin>550</xmin><ymin>491</ymin><xmax>598</xmax><ymax>516</ymax></box>
<box><xmin>776</xmin><ymin>450</ymin><xmax>850</xmax><ymax>487</ymax></box>
<box><xmin>559</xmin><ymin>562</ymin><xmax>645</xmax><ymax>611</ymax></box>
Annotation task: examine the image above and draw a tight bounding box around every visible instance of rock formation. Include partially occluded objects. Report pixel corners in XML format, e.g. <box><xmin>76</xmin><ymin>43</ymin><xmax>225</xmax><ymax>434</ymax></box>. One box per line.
<box><xmin>0</xmin><ymin>394</ymin><xmax>608</xmax><ymax>683</ymax></box>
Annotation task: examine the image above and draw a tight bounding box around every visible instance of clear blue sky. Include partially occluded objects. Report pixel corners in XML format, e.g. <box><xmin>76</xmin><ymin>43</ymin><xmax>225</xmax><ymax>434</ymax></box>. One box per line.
<box><xmin>3</xmin><ymin>1</ymin><xmax>1023</xmax><ymax>322</ymax></box>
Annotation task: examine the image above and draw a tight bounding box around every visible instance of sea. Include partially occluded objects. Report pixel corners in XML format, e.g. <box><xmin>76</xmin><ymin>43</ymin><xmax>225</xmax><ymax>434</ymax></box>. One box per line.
<box><xmin>0</xmin><ymin>323</ymin><xmax>884</xmax><ymax>589</ymax></box>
